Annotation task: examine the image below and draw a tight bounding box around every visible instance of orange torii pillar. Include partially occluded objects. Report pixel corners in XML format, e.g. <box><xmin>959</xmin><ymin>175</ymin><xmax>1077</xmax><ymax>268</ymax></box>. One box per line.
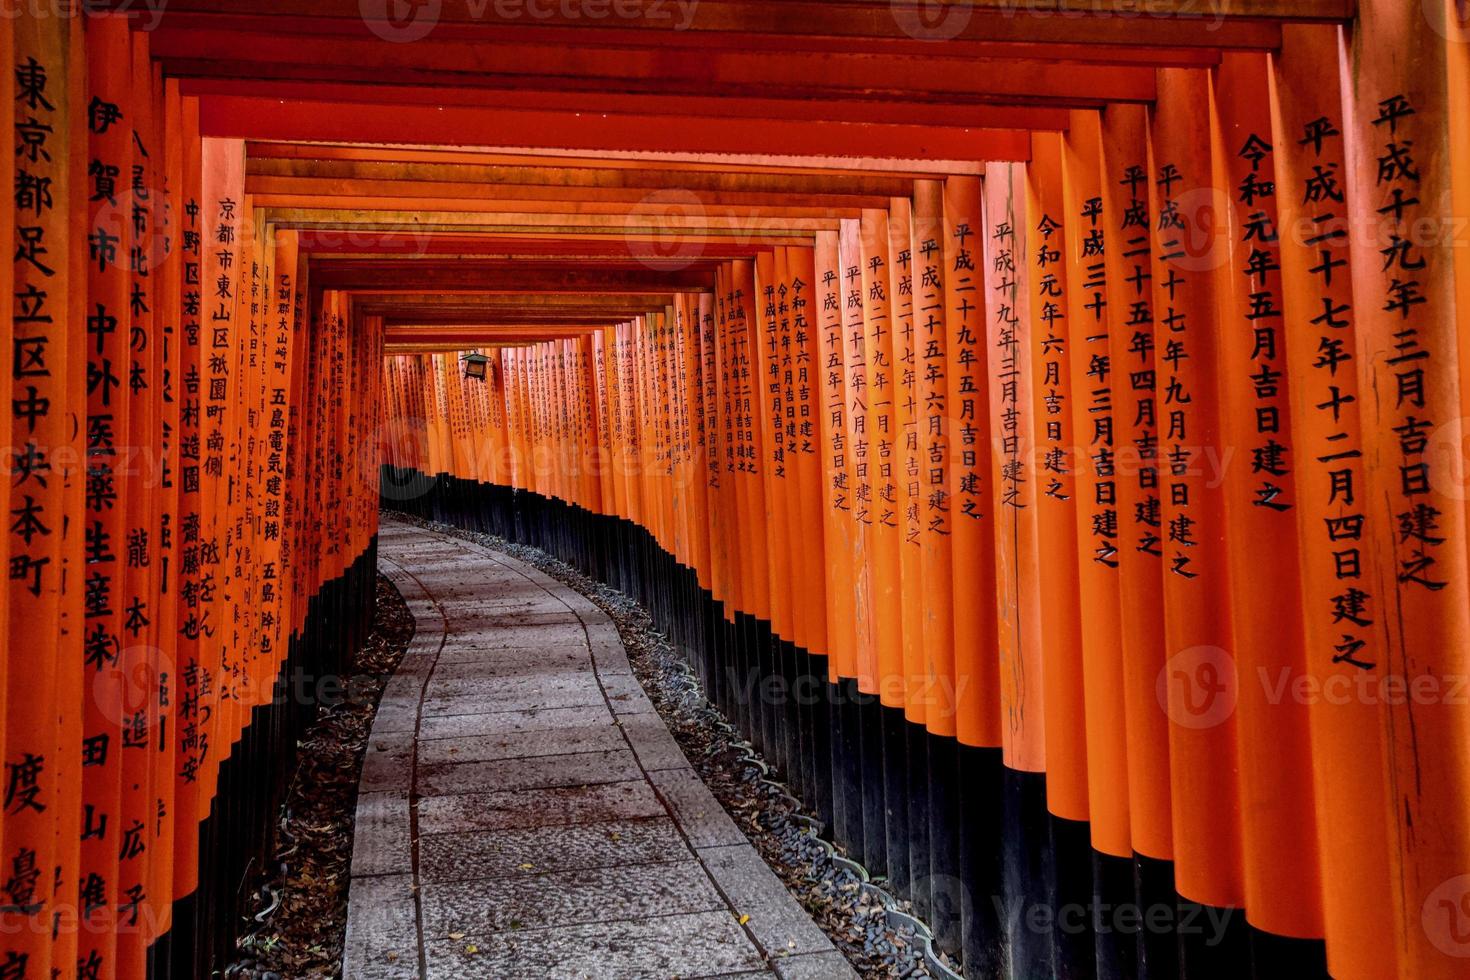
<box><xmin>368</xmin><ymin>16</ymin><xmax>1470</xmax><ymax>980</ymax></box>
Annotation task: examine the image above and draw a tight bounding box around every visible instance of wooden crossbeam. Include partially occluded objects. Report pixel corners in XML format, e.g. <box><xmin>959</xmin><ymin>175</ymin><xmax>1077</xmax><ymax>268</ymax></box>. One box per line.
<box><xmin>311</xmin><ymin>261</ymin><xmax>716</xmax><ymax>292</ymax></box>
<box><xmin>195</xmin><ymin>77</ymin><xmax>1077</xmax><ymax>131</ymax></box>
<box><xmin>202</xmin><ymin>95</ymin><xmax>1034</xmax><ymax>160</ymax></box>
<box><xmin>246</xmin><ymin>156</ymin><xmax>927</xmax><ymax>194</ymax></box>
<box><xmin>268</xmin><ymin>208</ymin><xmax>825</xmax><ymax>247</ymax></box>
<box><xmin>154</xmin><ymin>32</ymin><xmax>1159</xmax><ymax>105</ymax></box>
<box><xmin>249</xmin><ymin>183</ymin><xmax>879</xmax><ymax>219</ymax></box>
<box><xmin>294</xmin><ymin>231</ymin><xmax>770</xmax><ymax>260</ymax></box>
<box><xmin>123</xmin><ymin>0</ymin><xmax>1345</xmax><ymax>47</ymax></box>
<box><xmin>246</xmin><ymin>141</ymin><xmax>985</xmax><ymax>177</ymax></box>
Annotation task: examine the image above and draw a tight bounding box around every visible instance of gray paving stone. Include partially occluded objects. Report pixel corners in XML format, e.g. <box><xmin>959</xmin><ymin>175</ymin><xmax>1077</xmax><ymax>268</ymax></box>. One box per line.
<box><xmin>379</xmin><ymin>673</ymin><xmax>425</xmax><ymax>703</ymax></box>
<box><xmin>400</xmin><ymin>611</ymin><xmax>444</xmax><ymax>638</ymax></box>
<box><xmin>420</xmin><ymin>860</ymin><xmax>723</xmax><ymax>935</ymax></box>
<box><xmin>599</xmin><ymin>671</ymin><xmax>657</xmax><ymax>714</ymax></box>
<box><xmin>507</xmin><ymin>567</ymin><xmax>562</xmax><ymax>589</ymax></box>
<box><xmin>359</xmin><ymin>731</ymin><xmax>415</xmax><ymax>794</ymax></box>
<box><xmin>451</xmin><ymin>587</ymin><xmax>567</xmax><ymax>604</ymax></box>
<box><xmin>416</xmin><ymin>781</ymin><xmax>666</xmax><ymax>836</ymax></box>
<box><xmin>431</xmin><ymin>647</ymin><xmax>590</xmax><ymax>675</ymax></box>
<box><xmin>447</xmin><ymin>609</ymin><xmax>584</xmax><ymax>628</ymax></box>
<box><xmin>422</xmin><ymin>910</ymin><xmax>765</xmax><ymax>979</ymax></box>
<box><xmin>445</xmin><ymin>601</ymin><xmax>569</xmax><ymax>619</ymax></box>
<box><xmin>342</xmin><ymin>873</ymin><xmax>419</xmax><ymax>980</ymax></box>
<box><xmin>377</xmin><ymin>574</ymin><xmax>418</xmax><ymax>598</ymax></box>
<box><xmin>422</xmin><ymin>676</ymin><xmax>606</xmax><ymax>716</ymax></box>
<box><xmin>583</xmin><ymin>620</ymin><xmax>623</xmax><ymax>646</ymax></box>
<box><xmin>371</xmin><ymin>696</ymin><xmax>420</xmax><ymax>734</ymax></box>
<box><xmin>772</xmin><ymin>951</ymin><xmax>861</xmax><ymax>979</ymax></box>
<box><xmin>416</xmin><ymin>723</ymin><xmax>623</xmax><ymax>765</ymax></box>
<box><xmin>417</xmin><ymin>816</ymin><xmax>690</xmax><ymax>882</ymax></box>
<box><xmin>412</xmin><ymin>561</ymin><xmax>514</xmax><ymax>579</ymax></box>
<box><xmin>588</xmin><ymin>635</ymin><xmax>634</xmax><ymax>676</ymax></box>
<box><xmin>428</xmin><ymin>585</ymin><xmax>531</xmax><ymax>601</ymax></box>
<box><xmin>416</xmin><ymin>747</ymin><xmax>642</xmax><ymax>797</ymax></box>
<box><xmin>351</xmin><ymin>791</ymin><xmax>413</xmax><ymax>877</ymax></box>
<box><xmin>417</xmin><ymin>703</ymin><xmax>614</xmax><ymax>741</ymax></box>
<box><xmin>619</xmin><ymin>712</ymin><xmax>691</xmax><ymax>771</ymax></box>
<box><xmin>399</xmin><ymin>634</ymin><xmax>443</xmax><ymax>659</ymax></box>
<box><xmin>424</xmin><ymin>669</ymin><xmax>602</xmax><ymax>703</ymax></box>
<box><xmin>433</xmin><ymin>647</ymin><xmax>590</xmax><ymax>672</ymax></box>
<box><xmin>567</xmin><ymin>600</ymin><xmax>611</xmax><ymax>623</ymax></box>
<box><xmin>649</xmin><ymin>768</ymin><xmax>748</xmax><ymax>847</ymax></box>
<box><xmin>433</xmin><ymin>621</ymin><xmax>588</xmax><ymax>650</ymax></box>
<box><xmin>391</xmin><ymin>651</ymin><xmax>438</xmax><ymax>678</ymax></box>
<box><xmin>698</xmin><ymin>844</ymin><xmax>834</xmax><ymax>957</ymax></box>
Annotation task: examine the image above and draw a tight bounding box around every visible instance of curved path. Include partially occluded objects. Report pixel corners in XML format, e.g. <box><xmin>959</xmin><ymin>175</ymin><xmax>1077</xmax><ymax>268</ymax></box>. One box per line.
<box><xmin>343</xmin><ymin>516</ymin><xmax>857</xmax><ymax>980</ymax></box>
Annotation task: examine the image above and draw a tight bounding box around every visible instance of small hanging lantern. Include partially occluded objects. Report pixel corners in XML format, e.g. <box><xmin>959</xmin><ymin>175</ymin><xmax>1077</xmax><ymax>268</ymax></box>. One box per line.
<box><xmin>462</xmin><ymin>351</ymin><xmax>490</xmax><ymax>381</ymax></box>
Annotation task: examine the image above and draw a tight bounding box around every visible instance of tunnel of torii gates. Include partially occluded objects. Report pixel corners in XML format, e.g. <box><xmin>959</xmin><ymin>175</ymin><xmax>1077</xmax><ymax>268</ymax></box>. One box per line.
<box><xmin>2</xmin><ymin>1</ymin><xmax>1470</xmax><ymax>979</ymax></box>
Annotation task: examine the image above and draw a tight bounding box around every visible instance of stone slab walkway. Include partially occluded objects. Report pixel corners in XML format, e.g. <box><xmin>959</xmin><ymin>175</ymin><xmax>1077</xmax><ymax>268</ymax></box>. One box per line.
<box><xmin>344</xmin><ymin>517</ymin><xmax>857</xmax><ymax>980</ymax></box>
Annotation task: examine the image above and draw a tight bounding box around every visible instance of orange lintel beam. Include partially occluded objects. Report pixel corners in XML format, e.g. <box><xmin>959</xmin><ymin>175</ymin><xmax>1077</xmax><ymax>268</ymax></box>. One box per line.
<box><xmin>277</xmin><ymin>221</ymin><xmax>817</xmax><ymax>252</ymax></box>
<box><xmin>361</xmin><ymin>292</ymin><xmax>676</xmax><ymax>309</ymax></box>
<box><xmin>245</xmin><ymin>157</ymin><xmax>926</xmax><ymax>198</ymax></box>
<box><xmin>198</xmin><ymin>96</ymin><xmax>1033</xmax><ymax>161</ymax></box>
<box><xmin>247</xmin><ymin>187</ymin><xmax>874</xmax><ymax>222</ymax></box>
<box><xmin>293</xmin><ymin>232</ymin><xmax>770</xmax><ymax>261</ymax></box>
<box><xmin>176</xmin><ymin>74</ymin><xmax>1091</xmax><ymax>127</ymax></box>
<box><xmin>366</xmin><ymin>302</ymin><xmax>678</xmax><ymax>317</ymax></box>
<box><xmin>132</xmin><ymin>13</ymin><xmax>1230</xmax><ymax>66</ymax></box>
<box><xmin>373</xmin><ymin>303</ymin><xmax>668</xmax><ymax>315</ymax></box>
<box><xmin>309</xmin><ymin>263</ymin><xmax>715</xmax><ymax>293</ymax></box>
<box><xmin>154</xmin><ymin>34</ymin><xmax>1157</xmax><ymax>106</ymax></box>
<box><xmin>383</xmin><ymin>326</ymin><xmax>606</xmax><ymax>338</ymax></box>
<box><xmin>242</xmin><ymin>140</ymin><xmax>988</xmax><ymax>178</ymax></box>
<box><xmin>125</xmin><ymin>1</ymin><xmax>1306</xmax><ymax>48</ymax></box>
<box><xmin>374</xmin><ymin>311</ymin><xmax>668</xmax><ymax>325</ymax></box>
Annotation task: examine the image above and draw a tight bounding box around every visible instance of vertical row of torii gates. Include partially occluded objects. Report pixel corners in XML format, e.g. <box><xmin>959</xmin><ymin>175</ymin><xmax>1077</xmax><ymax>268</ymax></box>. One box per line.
<box><xmin>4</xmin><ymin>1</ymin><xmax>1470</xmax><ymax>978</ymax></box>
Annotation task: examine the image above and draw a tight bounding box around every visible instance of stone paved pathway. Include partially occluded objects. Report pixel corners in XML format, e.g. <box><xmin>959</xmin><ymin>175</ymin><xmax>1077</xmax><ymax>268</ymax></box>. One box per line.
<box><xmin>344</xmin><ymin>517</ymin><xmax>857</xmax><ymax>980</ymax></box>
